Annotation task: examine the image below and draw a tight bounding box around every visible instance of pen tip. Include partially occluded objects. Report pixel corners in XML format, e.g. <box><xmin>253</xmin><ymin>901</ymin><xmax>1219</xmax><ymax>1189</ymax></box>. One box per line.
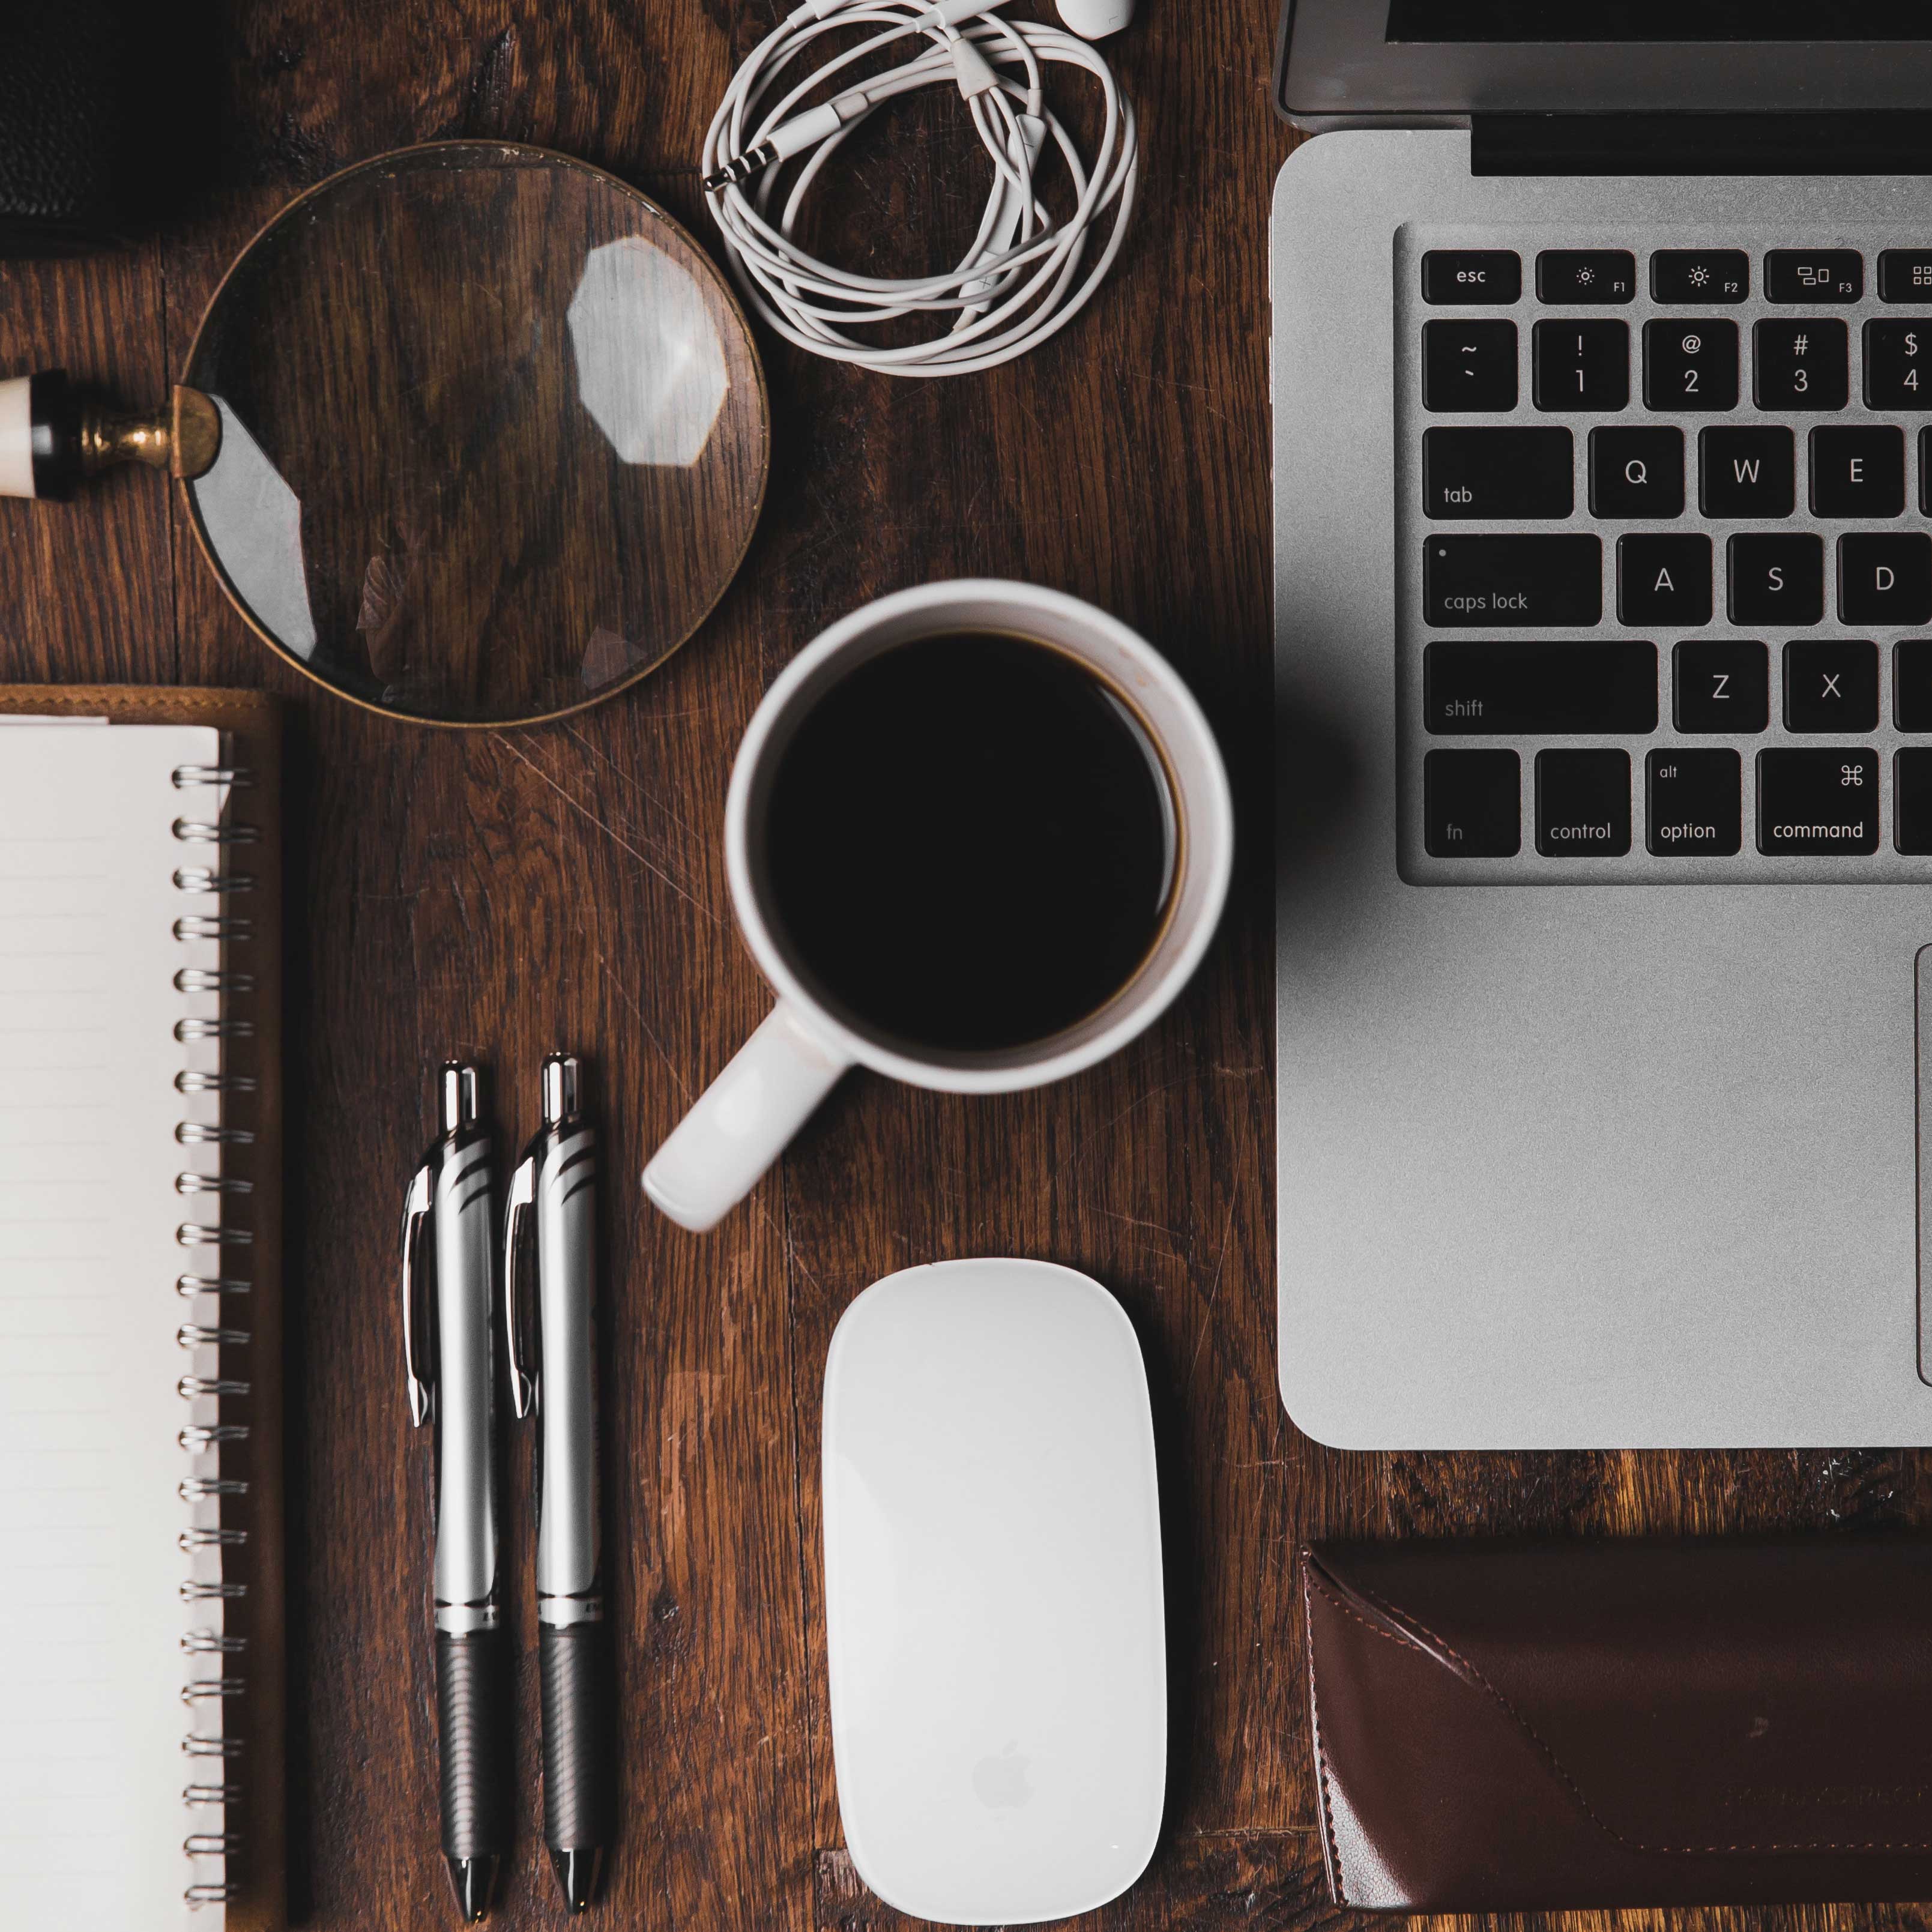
<box><xmin>551</xmin><ymin>1846</ymin><xmax>602</xmax><ymax>1912</ymax></box>
<box><xmin>446</xmin><ymin>1854</ymin><xmax>498</xmax><ymax>1922</ymax></box>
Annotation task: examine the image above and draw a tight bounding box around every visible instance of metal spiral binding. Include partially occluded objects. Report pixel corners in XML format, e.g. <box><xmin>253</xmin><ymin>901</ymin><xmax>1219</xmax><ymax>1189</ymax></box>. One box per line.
<box><xmin>173</xmin><ymin>764</ymin><xmax>257</xmax><ymax>1910</ymax></box>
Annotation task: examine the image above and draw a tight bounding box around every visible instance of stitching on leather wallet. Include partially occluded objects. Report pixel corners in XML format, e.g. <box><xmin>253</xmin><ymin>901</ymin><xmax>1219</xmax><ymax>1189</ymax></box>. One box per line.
<box><xmin>1300</xmin><ymin>1555</ymin><xmax>1350</xmax><ymax>1904</ymax></box>
<box><xmin>1305</xmin><ymin>1566</ymin><xmax>1932</xmax><ymax>1858</ymax></box>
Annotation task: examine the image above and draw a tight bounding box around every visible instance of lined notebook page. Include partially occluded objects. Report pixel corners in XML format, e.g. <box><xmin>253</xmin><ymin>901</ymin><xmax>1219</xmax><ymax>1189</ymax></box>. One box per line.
<box><xmin>0</xmin><ymin>723</ymin><xmax>229</xmax><ymax>1931</ymax></box>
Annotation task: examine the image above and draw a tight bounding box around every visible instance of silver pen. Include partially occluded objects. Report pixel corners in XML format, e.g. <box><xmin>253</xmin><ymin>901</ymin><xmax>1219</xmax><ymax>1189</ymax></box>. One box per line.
<box><xmin>402</xmin><ymin>1063</ymin><xmax>510</xmax><ymax>1924</ymax></box>
<box><xmin>505</xmin><ymin>1053</ymin><xmax>612</xmax><ymax>1913</ymax></box>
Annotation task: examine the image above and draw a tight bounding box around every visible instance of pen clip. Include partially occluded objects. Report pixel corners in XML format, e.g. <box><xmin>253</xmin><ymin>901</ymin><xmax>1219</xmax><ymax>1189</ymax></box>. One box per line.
<box><xmin>503</xmin><ymin>1147</ymin><xmax>538</xmax><ymax>1420</ymax></box>
<box><xmin>401</xmin><ymin>1156</ymin><xmax>437</xmax><ymax>1427</ymax></box>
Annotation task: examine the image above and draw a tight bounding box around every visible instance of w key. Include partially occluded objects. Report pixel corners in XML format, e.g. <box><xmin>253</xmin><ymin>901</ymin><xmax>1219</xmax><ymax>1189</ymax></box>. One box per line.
<box><xmin>1422</xmin><ymin>428</ymin><xmax>1573</xmax><ymax>519</ymax></box>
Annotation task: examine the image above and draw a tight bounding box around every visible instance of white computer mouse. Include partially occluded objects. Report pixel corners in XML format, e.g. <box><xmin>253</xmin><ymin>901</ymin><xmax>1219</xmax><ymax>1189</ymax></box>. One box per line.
<box><xmin>822</xmin><ymin>1258</ymin><xmax>1165</xmax><ymax>1926</ymax></box>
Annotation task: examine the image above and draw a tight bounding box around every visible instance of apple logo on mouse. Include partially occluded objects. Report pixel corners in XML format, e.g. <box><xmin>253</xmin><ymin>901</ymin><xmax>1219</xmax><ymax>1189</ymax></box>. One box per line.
<box><xmin>973</xmin><ymin>1742</ymin><xmax>1033</xmax><ymax>1810</ymax></box>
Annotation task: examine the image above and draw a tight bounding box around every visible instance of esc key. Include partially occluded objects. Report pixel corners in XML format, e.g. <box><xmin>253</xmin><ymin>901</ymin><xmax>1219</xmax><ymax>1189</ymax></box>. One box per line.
<box><xmin>1423</xmin><ymin>249</ymin><xmax>1522</xmax><ymax>304</ymax></box>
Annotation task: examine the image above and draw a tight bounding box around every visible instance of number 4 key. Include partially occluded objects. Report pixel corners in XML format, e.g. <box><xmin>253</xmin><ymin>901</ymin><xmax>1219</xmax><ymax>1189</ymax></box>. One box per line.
<box><xmin>1867</xmin><ymin>320</ymin><xmax>1930</xmax><ymax>406</ymax></box>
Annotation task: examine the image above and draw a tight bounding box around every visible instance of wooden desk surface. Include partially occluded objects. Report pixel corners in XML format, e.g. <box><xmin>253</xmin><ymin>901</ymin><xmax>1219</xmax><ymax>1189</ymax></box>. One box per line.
<box><xmin>1</xmin><ymin>6</ymin><xmax>1921</xmax><ymax>1929</ymax></box>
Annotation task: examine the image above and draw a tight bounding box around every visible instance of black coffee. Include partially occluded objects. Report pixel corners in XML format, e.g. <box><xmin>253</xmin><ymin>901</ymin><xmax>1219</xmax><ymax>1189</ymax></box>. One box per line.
<box><xmin>763</xmin><ymin>632</ymin><xmax>1174</xmax><ymax>1053</ymax></box>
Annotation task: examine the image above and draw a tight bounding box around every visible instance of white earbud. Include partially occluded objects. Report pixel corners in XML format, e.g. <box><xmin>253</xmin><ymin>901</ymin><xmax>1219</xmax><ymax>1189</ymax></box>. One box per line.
<box><xmin>1057</xmin><ymin>0</ymin><xmax>1134</xmax><ymax>38</ymax></box>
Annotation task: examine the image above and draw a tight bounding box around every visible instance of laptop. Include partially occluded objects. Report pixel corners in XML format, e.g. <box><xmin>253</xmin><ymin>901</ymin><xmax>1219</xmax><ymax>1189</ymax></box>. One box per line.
<box><xmin>1271</xmin><ymin>4</ymin><xmax>1932</xmax><ymax>1449</ymax></box>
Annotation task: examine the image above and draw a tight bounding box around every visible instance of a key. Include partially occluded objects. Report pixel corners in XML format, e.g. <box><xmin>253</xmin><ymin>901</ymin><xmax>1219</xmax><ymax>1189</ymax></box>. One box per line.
<box><xmin>1673</xmin><ymin>638</ymin><xmax>1769</xmax><ymax>734</ymax></box>
<box><xmin>1423</xmin><ymin>320</ymin><xmax>1517</xmax><ymax>412</ymax></box>
<box><xmin>1422</xmin><ymin>535</ymin><xmax>1602</xmax><ymax>627</ymax></box>
<box><xmin>1532</xmin><ymin>319</ymin><xmax>1628</xmax><ymax>411</ymax></box>
<box><xmin>1810</xmin><ymin>426</ymin><xmax>1904</xmax><ymax>518</ymax></box>
<box><xmin>1421</xmin><ymin>427</ymin><xmax>1572</xmax><ymax>519</ymax></box>
<box><xmin>1764</xmin><ymin>249</ymin><xmax>1863</xmax><ymax>303</ymax></box>
<box><xmin>1784</xmin><ymin>639</ymin><xmax>1879</xmax><ymax>732</ymax></box>
<box><xmin>1754</xmin><ymin>320</ymin><xmax>1849</xmax><ymax>410</ymax></box>
<box><xmin>1642</xmin><ymin>319</ymin><xmax>1738</xmax><ymax>411</ymax></box>
<box><xmin>1646</xmin><ymin>749</ymin><xmax>1741</xmax><ymax>856</ymax></box>
<box><xmin>1728</xmin><ymin>533</ymin><xmax>1824</xmax><ymax>625</ymax></box>
<box><xmin>1699</xmin><ymin>427</ymin><xmax>1795</xmax><ymax>518</ymax></box>
<box><xmin>1423</xmin><ymin>640</ymin><xmax>1656</xmax><ymax>734</ymax></box>
<box><xmin>1757</xmin><ymin>747</ymin><xmax>1879</xmax><ymax>855</ymax></box>
<box><xmin>1535</xmin><ymin>250</ymin><xmax>1635</xmax><ymax>304</ymax></box>
<box><xmin>1617</xmin><ymin>534</ymin><xmax>1711</xmax><ymax>626</ymax></box>
<box><xmin>1895</xmin><ymin>639</ymin><xmax>1932</xmax><ymax>731</ymax></box>
<box><xmin>1840</xmin><ymin>533</ymin><xmax>1932</xmax><ymax>624</ymax></box>
<box><xmin>1422</xmin><ymin>250</ymin><xmax>1521</xmax><ymax>304</ymax></box>
<box><xmin>1879</xmin><ymin>250</ymin><xmax>1932</xmax><ymax>303</ymax></box>
<box><xmin>1864</xmin><ymin>320</ymin><xmax>1931</xmax><ymax>408</ymax></box>
<box><xmin>1650</xmin><ymin>250</ymin><xmax>1748</xmax><ymax>304</ymax></box>
<box><xmin>1536</xmin><ymin>749</ymin><xmax>1630</xmax><ymax>857</ymax></box>
<box><xmin>1589</xmin><ymin>427</ymin><xmax>1683</xmax><ymax>518</ymax></box>
<box><xmin>1895</xmin><ymin>748</ymin><xmax>1932</xmax><ymax>853</ymax></box>
<box><xmin>1423</xmin><ymin>749</ymin><xmax>1520</xmax><ymax>857</ymax></box>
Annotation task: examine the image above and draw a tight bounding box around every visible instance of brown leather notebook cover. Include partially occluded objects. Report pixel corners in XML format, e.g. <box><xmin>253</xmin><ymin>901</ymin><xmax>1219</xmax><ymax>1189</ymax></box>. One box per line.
<box><xmin>0</xmin><ymin>687</ymin><xmax>285</xmax><ymax>1931</ymax></box>
<box><xmin>1304</xmin><ymin>1538</ymin><xmax>1932</xmax><ymax>1912</ymax></box>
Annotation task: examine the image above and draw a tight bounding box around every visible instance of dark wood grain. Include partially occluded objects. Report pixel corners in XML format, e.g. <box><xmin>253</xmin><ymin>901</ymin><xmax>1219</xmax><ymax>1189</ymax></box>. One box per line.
<box><xmin>0</xmin><ymin>2</ymin><xmax>1923</xmax><ymax>1928</ymax></box>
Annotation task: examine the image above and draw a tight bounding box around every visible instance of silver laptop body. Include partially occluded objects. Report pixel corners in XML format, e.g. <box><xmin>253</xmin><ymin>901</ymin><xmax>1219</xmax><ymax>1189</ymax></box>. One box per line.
<box><xmin>1272</xmin><ymin>12</ymin><xmax>1932</xmax><ymax>1447</ymax></box>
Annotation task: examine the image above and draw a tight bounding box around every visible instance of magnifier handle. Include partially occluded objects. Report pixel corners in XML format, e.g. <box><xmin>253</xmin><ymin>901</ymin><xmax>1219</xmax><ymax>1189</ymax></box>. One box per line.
<box><xmin>0</xmin><ymin>369</ymin><xmax>219</xmax><ymax>501</ymax></box>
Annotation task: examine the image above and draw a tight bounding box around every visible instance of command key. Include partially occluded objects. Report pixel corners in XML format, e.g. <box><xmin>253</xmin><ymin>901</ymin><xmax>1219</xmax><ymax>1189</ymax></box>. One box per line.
<box><xmin>1756</xmin><ymin>747</ymin><xmax>1879</xmax><ymax>856</ymax></box>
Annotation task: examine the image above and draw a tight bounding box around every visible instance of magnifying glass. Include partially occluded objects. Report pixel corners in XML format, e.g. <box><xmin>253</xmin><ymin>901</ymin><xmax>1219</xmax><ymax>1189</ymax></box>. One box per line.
<box><xmin>1</xmin><ymin>143</ymin><xmax>771</xmax><ymax>728</ymax></box>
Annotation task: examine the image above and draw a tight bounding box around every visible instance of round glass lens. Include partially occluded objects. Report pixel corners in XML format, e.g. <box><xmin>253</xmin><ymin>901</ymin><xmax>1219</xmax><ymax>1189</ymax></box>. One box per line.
<box><xmin>184</xmin><ymin>143</ymin><xmax>768</xmax><ymax>725</ymax></box>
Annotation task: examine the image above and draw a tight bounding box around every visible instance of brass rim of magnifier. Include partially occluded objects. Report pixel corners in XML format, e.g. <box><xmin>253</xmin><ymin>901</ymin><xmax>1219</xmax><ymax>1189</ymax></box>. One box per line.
<box><xmin>177</xmin><ymin>139</ymin><xmax>773</xmax><ymax>731</ymax></box>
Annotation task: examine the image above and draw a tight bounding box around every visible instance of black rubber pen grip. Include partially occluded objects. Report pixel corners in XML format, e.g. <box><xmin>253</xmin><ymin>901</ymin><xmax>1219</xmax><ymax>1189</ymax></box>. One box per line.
<box><xmin>436</xmin><ymin>1628</ymin><xmax>512</xmax><ymax>1861</ymax></box>
<box><xmin>540</xmin><ymin>1620</ymin><xmax>614</xmax><ymax>1852</ymax></box>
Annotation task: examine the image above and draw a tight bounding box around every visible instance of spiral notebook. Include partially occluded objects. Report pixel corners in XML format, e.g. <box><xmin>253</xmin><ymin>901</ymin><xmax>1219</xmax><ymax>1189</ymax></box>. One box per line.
<box><xmin>0</xmin><ymin>688</ymin><xmax>284</xmax><ymax>1932</ymax></box>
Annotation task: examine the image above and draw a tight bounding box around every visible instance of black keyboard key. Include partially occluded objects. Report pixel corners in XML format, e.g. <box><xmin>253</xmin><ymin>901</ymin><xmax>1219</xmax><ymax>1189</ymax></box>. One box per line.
<box><xmin>1922</xmin><ymin>429</ymin><xmax>1932</xmax><ymax>514</ymax></box>
<box><xmin>1422</xmin><ymin>427</ymin><xmax>1572</xmax><ymax>520</ymax></box>
<box><xmin>1589</xmin><ymin>427</ymin><xmax>1683</xmax><ymax>519</ymax></box>
<box><xmin>1895</xmin><ymin>640</ymin><xmax>1932</xmax><ymax>730</ymax></box>
<box><xmin>1423</xmin><ymin>535</ymin><xmax>1602</xmax><ymax>627</ymax></box>
<box><xmin>1533</xmin><ymin>319</ymin><xmax>1629</xmax><ymax>411</ymax></box>
<box><xmin>1423</xmin><ymin>640</ymin><xmax>1656</xmax><ymax>734</ymax></box>
<box><xmin>1765</xmin><ymin>249</ymin><xmax>1863</xmax><ymax>303</ymax></box>
<box><xmin>1650</xmin><ymin>250</ymin><xmax>1748</xmax><ymax>304</ymax></box>
<box><xmin>1646</xmin><ymin>749</ymin><xmax>1741</xmax><ymax>856</ymax></box>
<box><xmin>1880</xmin><ymin>250</ymin><xmax>1932</xmax><ymax>303</ymax></box>
<box><xmin>1784</xmin><ymin>639</ymin><xmax>1879</xmax><ymax>732</ymax></box>
<box><xmin>1536</xmin><ymin>249</ymin><xmax>1635</xmax><ymax>304</ymax></box>
<box><xmin>1896</xmin><ymin>749</ymin><xmax>1932</xmax><ymax>852</ymax></box>
<box><xmin>1424</xmin><ymin>749</ymin><xmax>1520</xmax><ymax>857</ymax></box>
<box><xmin>1757</xmin><ymin>747</ymin><xmax>1879</xmax><ymax>855</ymax></box>
<box><xmin>1754</xmin><ymin>320</ymin><xmax>1849</xmax><ymax>411</ymax></box>
<box><xmin>1864</xmin><ymin>319</ymin><xmax>1932</xmax><ymax>407</ymax></box>
<box><xmin>1700</xmin><ymin>427</ymin><xmax>1795</xmax><ymax>518</ymax></box>
<box><xmin>1840</xmin><ymin>533</ymin><xmax>1932</xmax><ymax>624</ymax></box>
<box><xmin>1729</xmin><ymin>533</ymin><xmax>1824</xmax><ymax>625</ymax></box>
<box><xmin>1422</xmin><ymin>250</ymin><xmax>1521</xmax><ymax>304</ymax></box>
<box><xmin>1423</xmin><ymin>320</ymin><xmax>1517</xmax><ymax>412</ymax></box>
<box><xmin>1643</xmin><ymin>319</ymin><xmax>1738</xmax><ymax>411</ymax></box>
<box><xmin>1617</xmin><ymin>533</ymin><xmax>1712</xmax><ymax>626</ymax></box>
<box><xmin>1674</xmin><ymin>639</ymin><xmax>1769</xmax><ymax>734</ymax></box>
<box><xmin>1810</xmin><ymin>426</ymin><xmax>1905</xmax><ymax>518</ymax></box>
<box><xmin>1536</xmin><ymin>749</ymin><xmax>1630</xmax><ymax>857</ymax></box>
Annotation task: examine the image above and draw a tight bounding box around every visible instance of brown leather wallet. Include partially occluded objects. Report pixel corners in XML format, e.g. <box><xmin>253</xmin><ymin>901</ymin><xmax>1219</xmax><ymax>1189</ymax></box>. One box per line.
<box><xmin>1303</xmin><ymin>1537</ymin><xmax>1932</xmax><ymax>1912</ymax></box>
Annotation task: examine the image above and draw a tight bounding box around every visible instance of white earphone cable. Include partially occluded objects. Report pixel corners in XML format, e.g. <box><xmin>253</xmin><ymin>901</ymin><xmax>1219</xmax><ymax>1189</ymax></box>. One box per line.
<box><xmin>702</xmin><ymin>0</ymin><xmax>1137</xmax><ymax>376</ymax></box>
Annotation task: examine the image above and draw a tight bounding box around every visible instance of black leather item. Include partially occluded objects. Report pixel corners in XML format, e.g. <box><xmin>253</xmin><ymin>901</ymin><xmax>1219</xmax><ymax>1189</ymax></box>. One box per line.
<box><xmin>0</xmin><ymin>0</ymin><xmax>121</xmax><ymax>256</ymax></box>
<box><xmin>1303</xmin><ymin>1538</ymin><xmax>1932</xmax><ymax>1912</ymax></box>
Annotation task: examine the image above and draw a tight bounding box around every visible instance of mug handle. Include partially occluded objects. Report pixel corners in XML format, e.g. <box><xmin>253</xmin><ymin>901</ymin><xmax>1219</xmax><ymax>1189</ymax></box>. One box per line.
<box><xmin>642</xmin><ymin>1001</ymin><xmax>853</xmax><ymax>1231</ymax></box>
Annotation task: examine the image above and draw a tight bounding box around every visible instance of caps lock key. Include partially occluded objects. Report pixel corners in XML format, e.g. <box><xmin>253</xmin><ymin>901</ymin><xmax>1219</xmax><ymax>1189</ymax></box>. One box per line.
<box><xmin>1423</xmin><ymin>535</ymin><xmax>1603</xmax><ymax>627</ymax></box>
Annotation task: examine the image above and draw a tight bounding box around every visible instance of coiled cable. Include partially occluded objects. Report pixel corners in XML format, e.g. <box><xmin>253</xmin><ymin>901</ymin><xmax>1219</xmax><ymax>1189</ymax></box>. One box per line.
<box><xmin>702</xmin><ymin>0</ymin><xmax>1137</xmax><ymax>376</ymax></box>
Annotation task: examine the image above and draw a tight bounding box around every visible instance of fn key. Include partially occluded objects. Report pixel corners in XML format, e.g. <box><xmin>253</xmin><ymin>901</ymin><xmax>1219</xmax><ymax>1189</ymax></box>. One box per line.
<box><xmin>1425</xmin><ymin>750</ymin><xmax>1520</xmax><ymax>857</ymax></box>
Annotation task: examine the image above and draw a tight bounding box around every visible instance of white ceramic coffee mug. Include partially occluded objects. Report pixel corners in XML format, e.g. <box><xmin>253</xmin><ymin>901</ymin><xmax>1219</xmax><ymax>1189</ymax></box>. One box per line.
<box><xmin>642</xmin><ymin>579</ymin><xmax>1234</xmax><ymax>1231</ymax></box>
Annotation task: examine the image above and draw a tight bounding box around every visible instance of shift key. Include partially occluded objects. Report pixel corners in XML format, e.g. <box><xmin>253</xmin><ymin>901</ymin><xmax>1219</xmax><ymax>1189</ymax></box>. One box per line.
<box><xmin>1424</xmin><ymin>534</ymin><xmax>1602</xmax><ymax>627</ymax></box>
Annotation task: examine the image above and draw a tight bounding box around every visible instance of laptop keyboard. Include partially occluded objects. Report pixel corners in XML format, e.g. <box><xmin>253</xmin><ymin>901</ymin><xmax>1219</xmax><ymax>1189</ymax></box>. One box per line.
<box><xmin>1400</xmin><ymin>234</ymin><xmax>1932</xmax><ymax>883</ymax></box>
